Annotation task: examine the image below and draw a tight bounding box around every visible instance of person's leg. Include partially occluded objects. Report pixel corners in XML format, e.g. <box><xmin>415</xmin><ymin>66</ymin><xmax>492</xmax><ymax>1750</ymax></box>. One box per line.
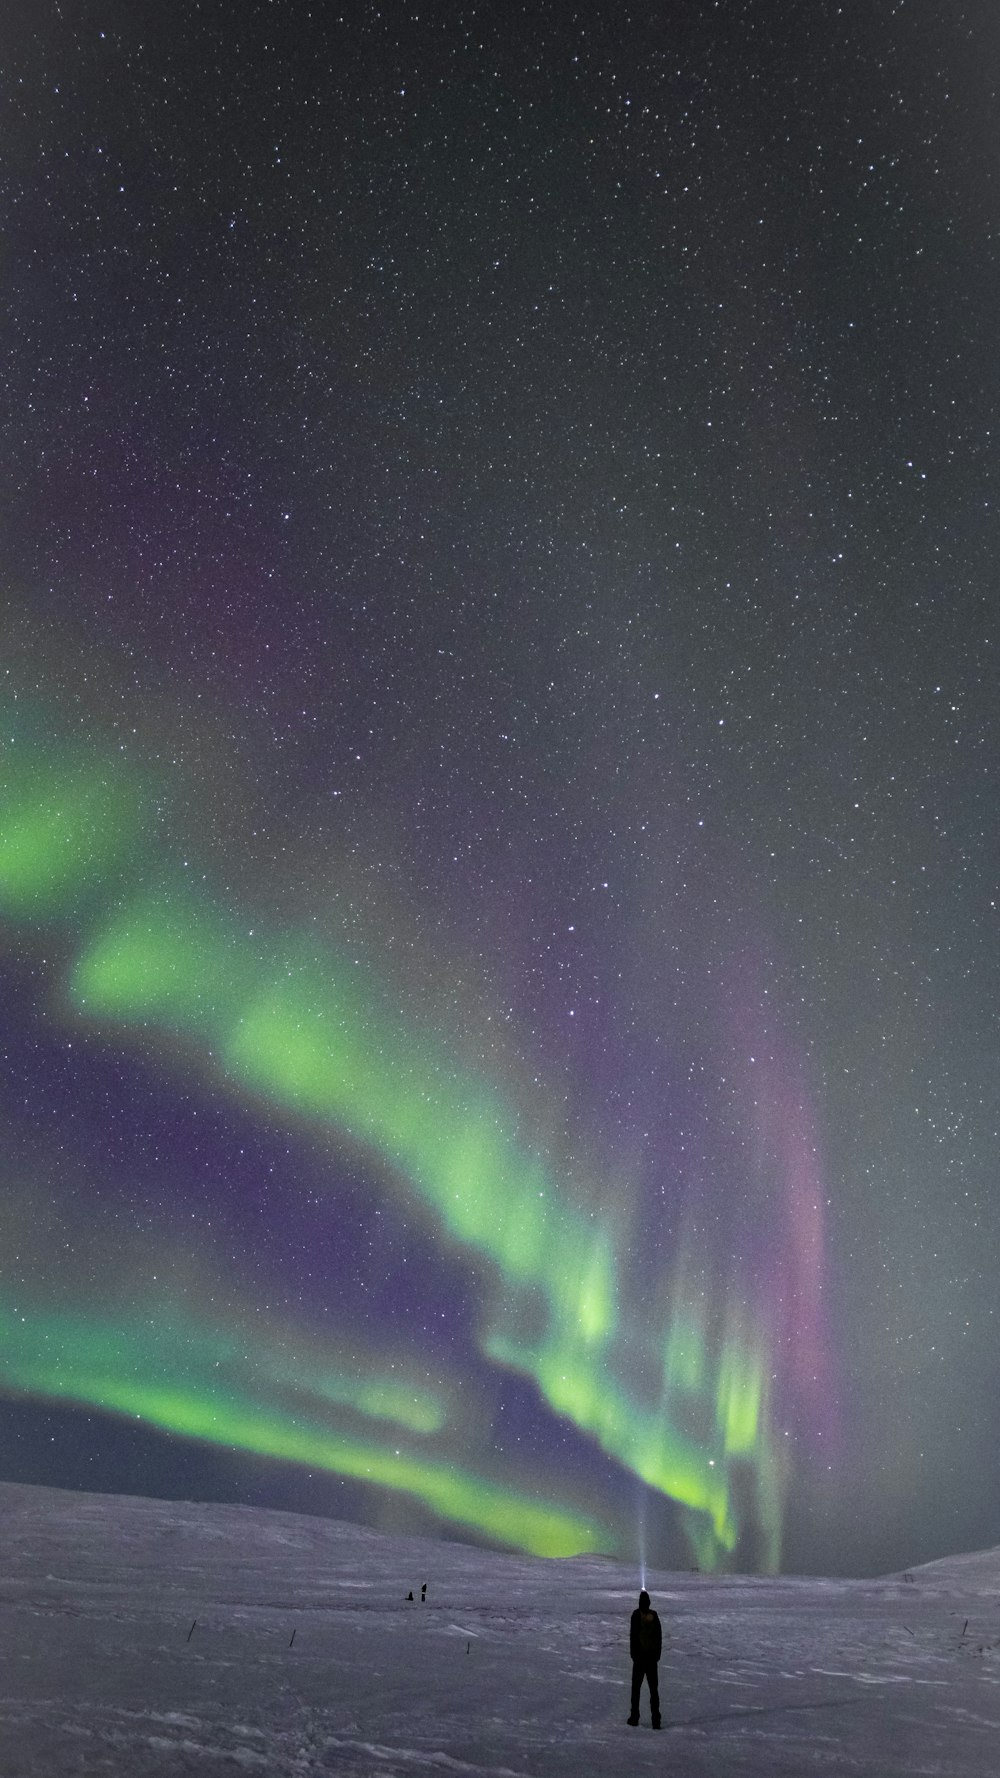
<box><xmin>628</xmin><ymin>1660</ymin><xmax>643</xmax><ymax>1723</ymax></box>
<box><xmin>647</xmin><ymin>1660</ymin><xmax>661</xmax><ymax>1727</ymax></box>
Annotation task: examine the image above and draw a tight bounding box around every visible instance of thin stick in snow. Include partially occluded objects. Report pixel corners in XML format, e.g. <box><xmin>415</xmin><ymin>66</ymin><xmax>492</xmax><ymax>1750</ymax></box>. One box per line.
<box><xmin>186</xmin><ymin>1620</ymin><xmax>197</xmax><ymax>1642</ymax></box>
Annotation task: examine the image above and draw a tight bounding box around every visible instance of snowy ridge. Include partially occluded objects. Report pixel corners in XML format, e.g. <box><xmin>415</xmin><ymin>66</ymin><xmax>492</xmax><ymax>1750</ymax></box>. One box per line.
<box><xmin>0</xmin><ymin>1481</ymin><xmax>998</xmax><ymax>1775</ymax></box>
<box><xmin>899</xmin><ymin>1545</ymin><xmax>1000</xmax><ymax>1594</ymax></box>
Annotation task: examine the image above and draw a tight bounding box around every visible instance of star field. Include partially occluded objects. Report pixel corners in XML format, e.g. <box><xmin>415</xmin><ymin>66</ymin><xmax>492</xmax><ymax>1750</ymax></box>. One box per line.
<box><xmin>0</xmin><ymin>0</ymin><xmax>996</xmax><ymax>1575</ymax></box>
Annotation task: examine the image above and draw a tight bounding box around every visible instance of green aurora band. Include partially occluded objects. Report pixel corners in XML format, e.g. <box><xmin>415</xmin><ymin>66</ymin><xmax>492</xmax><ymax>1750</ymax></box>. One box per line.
<box><xmin>0</xmin><ymin>725</ymin><xmax>788</xmax><ymax>1565</ymax></box>
<box><xmin>0</xmin><ymin>1288</ymin><xmax>605</xmax><ymax>1557</ymax></box>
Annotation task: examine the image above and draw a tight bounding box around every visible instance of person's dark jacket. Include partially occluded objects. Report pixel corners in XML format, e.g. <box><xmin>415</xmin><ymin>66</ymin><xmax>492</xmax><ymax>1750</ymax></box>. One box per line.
<box><xmin>630</xmin><ymin>1607</ymin><xmax>662</xmax><ymax>1663</ymax></box>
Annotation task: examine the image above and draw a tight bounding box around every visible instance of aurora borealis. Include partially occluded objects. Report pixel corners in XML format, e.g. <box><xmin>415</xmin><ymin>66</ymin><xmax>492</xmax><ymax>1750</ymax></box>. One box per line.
<box><xmin>1</xmin><ymin>2</ymin><xmax>996</xmax><ymax>1576</ymax></box>
<box><xmin>1</xmin><ymin>714</ymin><xmax>801</xmax><ymax>1564</ymax></box>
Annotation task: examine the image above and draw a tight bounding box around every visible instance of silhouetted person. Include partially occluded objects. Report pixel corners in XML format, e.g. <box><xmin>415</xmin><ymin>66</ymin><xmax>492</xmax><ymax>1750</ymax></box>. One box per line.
<box><xmin>627</xmin><ymin>1589</ymin><xmax>661</xmax><ymax>1729</ymax></box>
<box><xmin>405</xmin><ymin>1591</ymin><xmax>414</xmax><ymax>1601</ymax></box>
<box><xmin>421</xmin><ymin>1582</ymin><xmax>427</xmax><ymax>1603</ymax></box>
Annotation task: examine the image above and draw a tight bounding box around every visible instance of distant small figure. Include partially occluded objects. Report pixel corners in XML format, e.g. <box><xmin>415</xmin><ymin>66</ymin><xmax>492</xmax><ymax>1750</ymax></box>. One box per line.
<box><xmin>627</xmin><ymin>1589</ymin><xmax>662</xmax><ymax>1730</ymax></box>
<box><xmin>406</xmin><ymin>1590</ymin><xmax>414</xmax><ymax>1601</ymax></box>
<box><xmin>421</xmin><ymin>1582</ymin><xmax>427</xmax><ymax>1603</ymax></box>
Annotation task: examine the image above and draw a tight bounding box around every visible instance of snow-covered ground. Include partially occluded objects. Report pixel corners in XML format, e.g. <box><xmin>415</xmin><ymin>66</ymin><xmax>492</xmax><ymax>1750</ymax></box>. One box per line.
<box><xmin>0</xmin><ymin>1481</ymin><xmax>998</xmax><ymax>1775</ymax></box>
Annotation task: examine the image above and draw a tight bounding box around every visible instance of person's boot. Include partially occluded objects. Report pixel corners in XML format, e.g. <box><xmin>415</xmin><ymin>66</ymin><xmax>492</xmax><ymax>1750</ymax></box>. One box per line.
<box><xmin>627</xmin><ymin>1715</ymin><xmax>639</xmax><ymax>1726</ymax></box>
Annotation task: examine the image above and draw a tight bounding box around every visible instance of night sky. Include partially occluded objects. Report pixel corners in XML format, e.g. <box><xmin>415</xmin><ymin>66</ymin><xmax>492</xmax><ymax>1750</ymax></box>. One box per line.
<box><xmin>1</xmin><ymin>0</ymin><xmax>997</xmax><ymax>1578</ymax></box>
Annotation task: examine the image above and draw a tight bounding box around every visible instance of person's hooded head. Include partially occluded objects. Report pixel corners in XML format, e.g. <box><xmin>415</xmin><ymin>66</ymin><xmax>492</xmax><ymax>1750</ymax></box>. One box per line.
<box><xmin>638</xmin><ymin>1590</ymin><xmax>650</xmax><ymax>1611</ymax></box>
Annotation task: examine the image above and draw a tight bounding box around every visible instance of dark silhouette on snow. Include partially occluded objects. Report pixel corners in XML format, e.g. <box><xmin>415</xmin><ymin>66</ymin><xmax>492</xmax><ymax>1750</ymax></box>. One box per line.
<box><xmin>421</xmin><ymin>1582</ymin><xmax>427</xmax><ymax>1602</ymax></box>
<box><xmin>405</xmin><ymin>1591</ymin><xmax>414</xmax><ymax>1601</ymax></box>
<box><xmin>627</xmin><ymin>1589</ymin><xmax>662</xmax><ymax>1729</ymax></box>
